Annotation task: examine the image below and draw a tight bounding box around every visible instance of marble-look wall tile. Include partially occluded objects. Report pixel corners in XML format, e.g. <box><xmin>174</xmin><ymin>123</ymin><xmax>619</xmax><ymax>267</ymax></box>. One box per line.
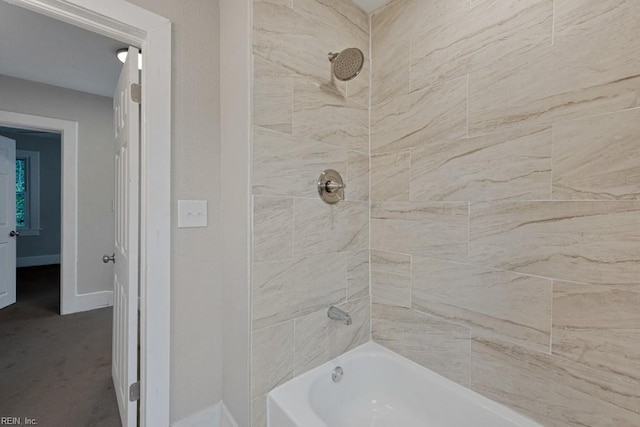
<box><xmin>373</xmin><ymin>303</ymin><xmax>471</xmax><ymax>385</ymax></box>
<box><xmin>554</xmin><ymin>0</ymin><xmax>639</xmax><ymax>39</ymax></box>
<box><xmin>253</xmin><ymin>126</ymin><xmax>347</xmax><ymax>198</ymax></box>
<box><xmin>553</xmin><ymin>109</ymin><xmax>640</xmax><ymax>200</ymax></box>
<box><xmin>347</xmin><ymin>250</ymin><xmax>370</xmax><ymax>300</ymax></box>
<box><xmin>552</xmin><ymin>281</ymin><xmax>640</xmax><ymax>384</ymax></box>
<box><xmin>253</xmin><ymin>0</ymin><xmax>346</xmax><ymax>96</ymax></box>
<box><xmin>468</xmin><ymin>20</ymin><xmax>640</xmax><ymax>136</ymax></box>
<box><xmin>253</xmin><ymin>196</ymin><xmax>293</xmax><ymax>262</ymax></box>
<box><xmin>371</xmin><ymin>150</ymin><xmax>410</xmax><ymax>202</ymax></box>
<box><xmin>371</xmin><ymin>201</ymin><xmax>468</xmax><ymax>261</ymax></box>
<box><xmin>410</xmin><ymin>0</ymin><xmax>552</xmax><ymax>91</ymax></box>
<box><xmin>368</xmin><ymin>0</ymin><xmax>640</xmax><ymax>424</ymax></box>
<box><xmin>371</xmin><ymin>0</ymin><xmax>468</xmax><ymax>51</ymax></box>
<box><xmin>293</xmin><ymin>78</ymin><xmax>369</xmax><ymax>154</ymax></box>
<box><xmin>293</xmin><ymin>198</ymin><xmax>368</xmax><ymax>257</ymax></box>
<box><xmin>469</xmin><ymin>201</ymin><xmax>640</xmax><ymax>289</ymax></box>
<box><xmin>252</xmin><ymin>254</ymin><xmax>347</xmax><ymax>329</ymax></box>
<box><xmin>294</xmin><ymin>296</ymin><xmax>370</xmax><ymax>376</ymax></box>
<box><xmin>412</xmin><ymin>257</ymin><xmax>552</xmax><ymax>352</ymax></box>
<box><xmin>410</xmin><ymin>126</ymin><xmax>552</xmax><ymax>201</ymax></box>
<box><xmin>253</xmin><ymin>56</ymin><xmax>294</xmax><ymax>134</ymax></box>
<box><xmin>252</xmin><ymin>321</ymin><xmax>294</xmax><ymax>398</ymax></box>
<box><xmin>371</xmin><ymin>250</ymin><xmax>411</xmax><ymax>307</ymax></box>
<box><xmin>251</xmin><ymin>1</ymin><xmax>370</xmax><ymax>422</ymax></box>
<box><xmin>371</xmin><ymin>76</ymin><xmax>467</xmax><ymax>154</ymax></box>
<box><xmin>346</xmin><ymin>151</ymin><xmax>369</xmax><ymax>202</ymax></box>
<box><xmin>471</xmin><ymin>334</ymin><xmax>640</xmax><ymax>427</ymax></box>
<box><xmin>293</xmin><ymin>0</ymin><xmax>369</xmax><ymax>37</ymax></box>
<box><xmin>371</xmin><ymin>40</ymin><xmax>410</xmax><ymax>106</ymax></box>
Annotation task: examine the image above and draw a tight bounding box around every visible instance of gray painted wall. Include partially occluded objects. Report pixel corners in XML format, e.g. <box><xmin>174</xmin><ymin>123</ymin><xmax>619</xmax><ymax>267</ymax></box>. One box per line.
<box><xmin>0</xmin><ymin>74</ymin><xmax>114</xmax><ymax>295</ymax></box>
<box><xmin>122</xmin><ymin>0</ymin><xmax>224</xmax><ymax>422</ymax></box>
<box><xmin>0</xmin><ymin>129</ymin><xmax>62</xmax><ymax>259</ymax></box>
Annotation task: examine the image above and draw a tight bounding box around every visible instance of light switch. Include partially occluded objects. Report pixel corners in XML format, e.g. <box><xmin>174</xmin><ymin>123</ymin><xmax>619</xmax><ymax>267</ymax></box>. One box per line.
<box><xmin>178</xmin><ymin>200</ymin><xmax>208</xmax><ymax>228</ymax></box>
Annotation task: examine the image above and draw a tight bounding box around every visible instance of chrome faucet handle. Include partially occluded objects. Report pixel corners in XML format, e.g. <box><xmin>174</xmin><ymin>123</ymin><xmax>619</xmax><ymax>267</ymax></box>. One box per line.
<box><xmin>318</xmin><ymin>169</ymin><xmax>345</xmax><ymax>205</ymax></box>
<box><xmin>324</xmin><ymin>180</ymin><xmax>346</xmax><ymax>193</ymax></box>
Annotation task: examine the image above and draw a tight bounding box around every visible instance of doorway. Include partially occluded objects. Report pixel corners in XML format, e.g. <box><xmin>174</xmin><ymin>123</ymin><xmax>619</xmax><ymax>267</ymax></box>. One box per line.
<box><xmin>0</xmin><ymin>126</ymin><xmax>61</xmax><ymax>315</ymax></box>
<box><xmin>0</xmin><ymin>111</ymin><xmax>80</xmax><ymax>316</ymax></box>
<box><xmin>0</xmin><ymin>0</ymin><xmax>171</xmax><ymax>425</ymax></box>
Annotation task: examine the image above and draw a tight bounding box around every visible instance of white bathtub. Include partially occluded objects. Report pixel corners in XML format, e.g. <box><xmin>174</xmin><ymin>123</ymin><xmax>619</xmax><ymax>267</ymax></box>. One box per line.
<box><xmin>268</xmin><ymin>342</ymin><xmax>540</xmax><ymax>427</ymax></box>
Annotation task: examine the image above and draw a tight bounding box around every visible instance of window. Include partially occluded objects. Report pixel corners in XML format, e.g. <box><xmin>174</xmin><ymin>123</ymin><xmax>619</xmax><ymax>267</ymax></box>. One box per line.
<box><xmin>16</xmin><ymin>158</ymin><xmax>27</xmax><ymax>227</ymax></box>
<box><xmin>15</xmin><ymin>150</ymin><xmax>40</xmax><ymax>236</ymax></box>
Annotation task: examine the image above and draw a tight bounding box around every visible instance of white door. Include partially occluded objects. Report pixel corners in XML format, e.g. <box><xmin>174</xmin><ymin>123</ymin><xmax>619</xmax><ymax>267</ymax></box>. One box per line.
<box><xmin>0</xmin><ymin>136</ymin><xmax>17</xmax><ymax>310</ymax></box>
<box><xmin>112</xmin><ymin>46</ymin><xmax>140</xmax><ymax>427</ymax></box>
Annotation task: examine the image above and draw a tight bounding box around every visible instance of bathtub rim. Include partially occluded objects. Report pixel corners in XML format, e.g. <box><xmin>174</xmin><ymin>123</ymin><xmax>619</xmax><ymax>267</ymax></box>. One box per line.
<box><xmin>267</xmin><ymin>340</ymin><xmax>542</xmax><ymax>427</ymax></box>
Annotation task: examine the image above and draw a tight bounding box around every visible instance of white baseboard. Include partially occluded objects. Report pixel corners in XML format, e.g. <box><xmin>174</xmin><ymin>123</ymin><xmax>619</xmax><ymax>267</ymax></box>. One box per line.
<box><xmin>16</xmin><ymin>254</ymin><xmax>60</xmax><ymax>268</ymax></box>
<box><xmin>75</xmin><ymin>290</ymin><xmax>113</xmax><ymax>313</ymax></box>
<box><xmin>172</xmin><ymin>401</ymin><xmax>238</xmax><ymax>427</ymax></box>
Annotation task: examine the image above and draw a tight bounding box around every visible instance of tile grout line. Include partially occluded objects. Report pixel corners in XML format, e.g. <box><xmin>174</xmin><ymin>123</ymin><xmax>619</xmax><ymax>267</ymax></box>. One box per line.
<box><xmin>345</xmin><ymin>258</ymin><xmax>349</xmax><ymax>302</ymax></box>
<box><xmin>409</xmin><ymin>40</ymin><xmax>413</xmax><ymax>93</ymax></box>
<box><xmin>408</xmin><ymin>148</ymin><xmax>413</xmax><ymax>202</ymax></box>
<box><xmin>292</xmin><ymin>318</ymin><xmax>297</xmax><ymax>378</ymax></box>
<box><xmin>368</xmin><ymin>10</ymin><xmax>373</xmax><ymax>343</ymax></box>
<box><xmin>550</xmin><ymin>125</ymin><xmax>554</xmax><ymax>200</ymax></box>
<box><xmin>467</xmin><ymin>201</ymin><xmax>471</xmax><ymax>259</ymax></box>
<box><xmin>549</xmin><ymin>280</ymin><xmax>554</xmax><ymax>355</ymax></box>
<box><xmin>291</xmin><ymin>198</ymin><xmax>296</xmax><ymax>259</ymax></box>
<box><xmin>466</xmin><ymin>74</ymin><xmax>470</xmax><ymax>138</ymax></box>
<box><xmin>551</xmin><ymin>0</ymin><xmax>556</xmax><ymax>46</ymax></box>
<box><xmin>468</xmin><ymin>327</ymin><xmax>472</xmax><ymax>388</ymax></box>
<box><xmin>408</xmin><ymin>253</ymin><xmax>413</xmax><ymax>309</ymax></box>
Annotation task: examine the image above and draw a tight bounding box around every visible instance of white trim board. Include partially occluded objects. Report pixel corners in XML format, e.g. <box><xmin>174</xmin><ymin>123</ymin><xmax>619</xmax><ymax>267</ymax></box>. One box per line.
<box><xmin>3</xmin><ymin>1</ymin><xmax>172</xmax><ymax>426</ymax></box>
<box><xmin>76</xmin><ymin>290</ymin><xmax>113</xmax><ymax>313</ymax></box>
<box><xmin>0</xmin><ymin>110</ymin><xmax>78</xmax><ymax>317</ymax></box>
<box><xmin>16</xmin><ymin>254</ymin><xmax>60</xmax><ymax>267</ymax></box>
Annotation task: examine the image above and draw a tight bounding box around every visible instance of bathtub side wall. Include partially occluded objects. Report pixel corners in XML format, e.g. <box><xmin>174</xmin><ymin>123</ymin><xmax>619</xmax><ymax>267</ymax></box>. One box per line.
<box><xmin>370</xmin><ymin>0</ymin><xmax>640</xmax><ymax>425</ymax></box>
<box><xmin>250</xmin><ymin>0</ymin><xmax>372</xmax><ymax>425</ymax></box>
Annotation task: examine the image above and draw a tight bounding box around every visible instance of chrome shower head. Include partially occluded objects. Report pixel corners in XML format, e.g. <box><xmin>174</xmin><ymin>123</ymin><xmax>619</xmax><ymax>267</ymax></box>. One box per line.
<box><xmin>328</xmin><ymin>48</ymin><xmax>364</xmax><ymax>82</ymax></box>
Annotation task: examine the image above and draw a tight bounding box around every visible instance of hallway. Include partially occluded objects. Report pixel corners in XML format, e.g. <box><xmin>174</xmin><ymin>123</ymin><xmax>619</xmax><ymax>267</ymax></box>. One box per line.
<box><xmin>0</xmin><ymin>265</ymin><xmax>120</xmax><ymax>426</ymax></box>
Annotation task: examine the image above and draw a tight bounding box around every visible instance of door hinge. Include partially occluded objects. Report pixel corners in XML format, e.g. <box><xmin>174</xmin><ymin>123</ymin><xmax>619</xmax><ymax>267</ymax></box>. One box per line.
<box><xmin>131</xmin><ymin>83</ymin><xmax>142</xmax><ymax>104</ymax></box>
<box><xmin>129</xmin><ymin>381</ymin><xmax>140</xmax><ymax>402</ymax></box>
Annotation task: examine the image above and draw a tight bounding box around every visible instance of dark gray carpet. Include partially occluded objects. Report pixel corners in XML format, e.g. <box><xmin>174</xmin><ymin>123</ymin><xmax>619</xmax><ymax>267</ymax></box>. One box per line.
<box><xmin>0</xmin><ymin>265</ymin><xmax>121</xmax><ymax>427</ymax></box>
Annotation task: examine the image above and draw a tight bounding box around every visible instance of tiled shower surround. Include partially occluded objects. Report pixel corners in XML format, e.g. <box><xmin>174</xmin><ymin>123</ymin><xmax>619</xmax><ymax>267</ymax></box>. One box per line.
<box><xmin>250</xmin><ymin>0</ymin><xmax>371</xmax><ymax>425</ymax></box>
<box><xmin>251</xmin><ymin>0</ymin><xmax>640</xmax><ymax>426</ymax></box>
<box><xmin>370</xmin><ymin>0</ymin><xmax>640</xmax><ymax>425</ymax></box>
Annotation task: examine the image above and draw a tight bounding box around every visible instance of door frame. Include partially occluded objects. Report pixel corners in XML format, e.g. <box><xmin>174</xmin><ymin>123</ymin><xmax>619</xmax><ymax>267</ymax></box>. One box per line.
<box><xmin>2</xmin><ymin>0</ymin><xmax>172</xmax><ymax>425</ymax></box>
<box><xmin>0</xmin><ymin>111</ymin><xmax>78</xmax><ymax>315</ymax></box>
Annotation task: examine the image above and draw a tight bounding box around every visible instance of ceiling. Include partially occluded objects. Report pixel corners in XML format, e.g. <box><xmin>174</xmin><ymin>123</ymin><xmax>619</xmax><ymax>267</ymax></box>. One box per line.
<box><xmin>351</xmin><ymin>0</ymin><xmax>393</xmax><ymax>13</ymax></box>
<box><xmin>0</xmin><ymin>1</ymin><xmax>128</xmax><ymax>98</ymax></box>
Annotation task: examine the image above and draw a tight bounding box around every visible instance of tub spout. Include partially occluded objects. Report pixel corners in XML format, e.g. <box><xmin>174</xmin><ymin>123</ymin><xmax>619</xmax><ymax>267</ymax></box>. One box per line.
<box><xmin>328</xmin><ymin>306</ymin><xmax>352</xmax><ymax>325</ymax></box>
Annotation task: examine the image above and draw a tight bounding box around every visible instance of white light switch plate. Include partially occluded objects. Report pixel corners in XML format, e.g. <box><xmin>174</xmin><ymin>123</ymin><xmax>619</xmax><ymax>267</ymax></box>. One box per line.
<box><xmin>178</xmin><ymin>200</ymin><xmax>208</xmax><ymax>228</ymax></box>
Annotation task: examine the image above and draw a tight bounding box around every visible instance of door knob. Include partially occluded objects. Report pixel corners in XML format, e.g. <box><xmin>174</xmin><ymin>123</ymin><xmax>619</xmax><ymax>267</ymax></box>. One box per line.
<box><xmin>9</xmin><ymin>230</ymin><xmax>20</xmax><ymax>237</ymax></box>
<box><xmin>103</xmin><ymin>253</ymin><xmax>116</xmax><ymax>264</ymax></box>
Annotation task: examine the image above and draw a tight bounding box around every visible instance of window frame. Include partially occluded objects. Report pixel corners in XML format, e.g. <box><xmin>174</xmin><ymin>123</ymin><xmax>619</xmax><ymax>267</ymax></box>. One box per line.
<box><xmin>16</xmin><ymin>149</ymin><xmax>40</xmax><ymax>236</ymax></box>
